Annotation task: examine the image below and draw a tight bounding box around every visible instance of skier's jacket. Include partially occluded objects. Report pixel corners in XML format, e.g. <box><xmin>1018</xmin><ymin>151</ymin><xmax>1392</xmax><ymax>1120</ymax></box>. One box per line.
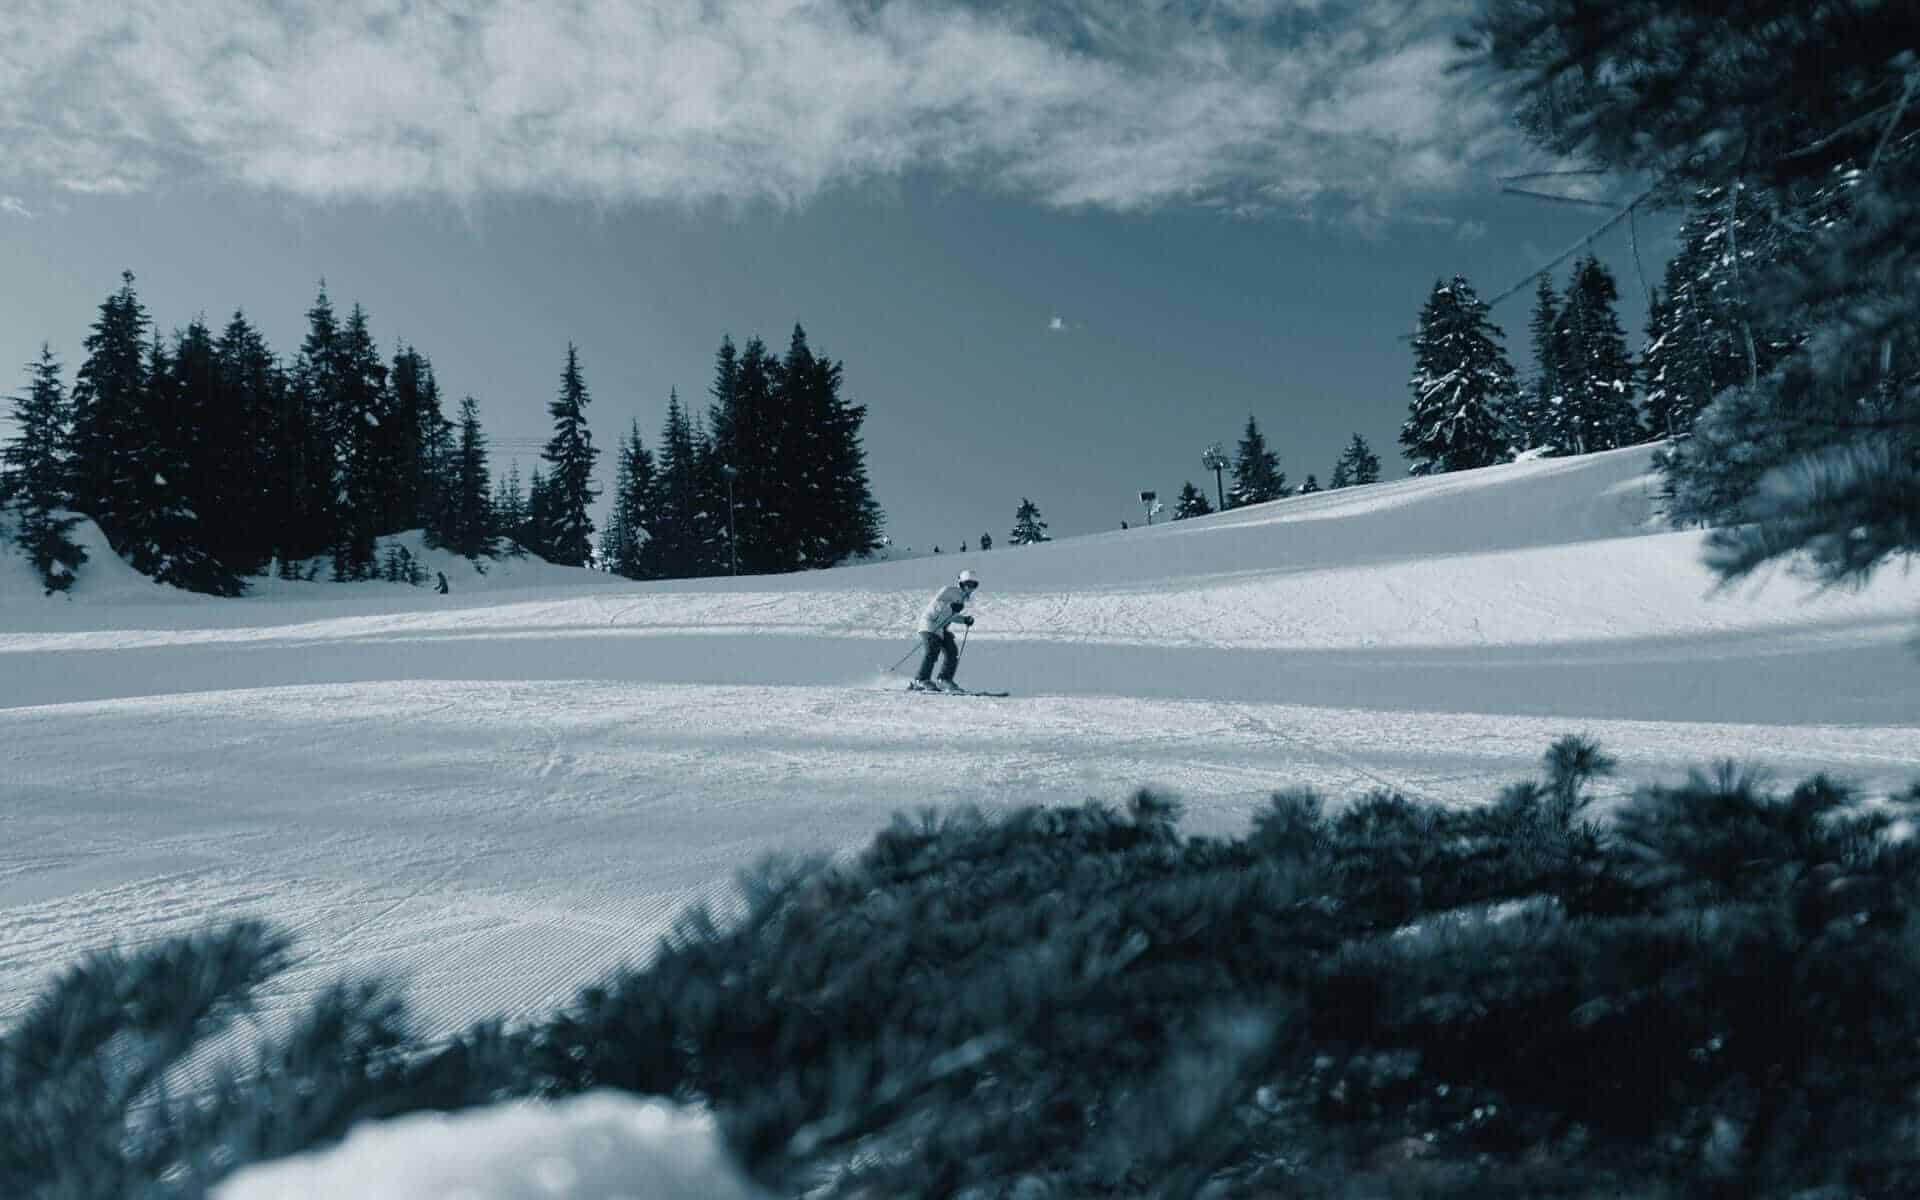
<box><xmin>919</xmin><ymin>584</ymin><xmax>971</xmax><ymax>635</ymax></box>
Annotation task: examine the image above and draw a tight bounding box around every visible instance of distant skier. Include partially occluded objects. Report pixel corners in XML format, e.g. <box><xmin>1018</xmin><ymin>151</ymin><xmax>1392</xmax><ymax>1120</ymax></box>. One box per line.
<box><xmin>435</xmin><ymin>571</ymin><xmax>449</xmax><ymax>595</ymax></box>
<box><xmin>910</xmin><ymin>569</ymin><xmax>979</xmax><ymax>692</ymax></box>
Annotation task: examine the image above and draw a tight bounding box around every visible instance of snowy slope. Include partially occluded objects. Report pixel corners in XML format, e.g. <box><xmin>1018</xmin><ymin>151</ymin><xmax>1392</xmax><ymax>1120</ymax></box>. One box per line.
<box><xmin>2</xmin><ymin>445</ymin><xmax>1916</xmax><ymax>1042</ymax></box>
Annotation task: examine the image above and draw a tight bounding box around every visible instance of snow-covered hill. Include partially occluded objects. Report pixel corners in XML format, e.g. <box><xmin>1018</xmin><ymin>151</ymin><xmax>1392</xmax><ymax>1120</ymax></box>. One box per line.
<box><xmin>3</xmin><ymin>445</ymin><xmax>1916</xmax><ymax>1040</ymax></box>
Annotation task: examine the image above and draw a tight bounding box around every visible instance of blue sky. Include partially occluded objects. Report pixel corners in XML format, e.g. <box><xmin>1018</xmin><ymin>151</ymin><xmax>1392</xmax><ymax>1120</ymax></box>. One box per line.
<box><xmin>0</xmin><ymin>0</ymin><xmax>1670</xmax><ymax>554</ymax></box>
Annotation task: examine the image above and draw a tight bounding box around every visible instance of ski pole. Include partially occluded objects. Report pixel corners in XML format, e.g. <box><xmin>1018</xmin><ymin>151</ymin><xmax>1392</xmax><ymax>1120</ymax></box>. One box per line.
<box><xmin>884</xmin><ymin>640</ymin><xmax>920</xmax><ymax>673</ymax></box>
<box><xmin>956</xmin><ymin>623</ymin><xmax>970</xmax><ymax>666</ymax></box>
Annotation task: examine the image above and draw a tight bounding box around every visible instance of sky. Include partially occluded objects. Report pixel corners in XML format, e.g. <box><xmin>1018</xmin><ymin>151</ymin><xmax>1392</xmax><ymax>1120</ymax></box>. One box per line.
<box><xmin>0</xmin><ymin>0</ymin><xmax>1674</xmax><ymax>556</ymax></box>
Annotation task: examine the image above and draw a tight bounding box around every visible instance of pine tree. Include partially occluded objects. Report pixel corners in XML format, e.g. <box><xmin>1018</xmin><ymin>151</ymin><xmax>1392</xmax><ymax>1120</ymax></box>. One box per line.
<box><xmin>1172</xmin><ymin>480</ymin><xmax>1214</xmax><ymax>519</ymax></box>
<box><xmin>523</xmin><ymin>466</ymin><xmax>553</xmax><ymax>560</ymax></box>
<box><xmin>444</xmin><ymin>396</ymin><xmax>492</xmax><ymax>558</ymax></box>
<box><xmin>705</xmin><ymin>336</ymin><xmax>783</xmax><ymax>572</ymax></box>
<box><xmin>777</xmin><ymin>326</ymin><xmax>884</xmax><ymax>569</ymax></box>
<box><xmin>4</xmin><ymin>346</ymin><xmax>86</xmax><ymax>593</ymax></box>
<box><xmin>1329</xmin><ymin>433</ymin><xmax>1381</xmax><ymax>488</ymax></box>
<box><xmin>1554</xmin><ymin>255</ymin><xmax>1643</xmax><ymax>452</ymax></box>
<box><xmin>693</xmin><ymin>419</ymin><xmax>737</xmax><ymax>576</ymax></box>
<box><xmin>601</xmin><ymin>421</ymin><xmax>656</xmax><ymax>580</ymax></box>
<box><xmin>419</xmin><ymin>369</ymin><xmax>458</xmax><ymax>551</ymax></box>
<box><xmin>383</xmin><ymin>345</ymin><xmax>444</xmax><ymax>535</ymax></box>
<box><xmin>641</xmin><ymin>389</ymin><xmax>704</xmax><ymax>579</ymax></box>
<box><xmin>1643</xmin><ymin>184</ymin><xmax>1798</xmax><ymax>441</ymax></box>
<box><xmin>68</xmin><ymin>272</ymin><xmax>151</xmax><ymax>546</ymax></box>
<box><xmin>1511</xmin><ymin>273</ymin><xmax>1562</xmax><ymax>450</ymax></box>
<box><xmin>145</xmin><ymin>320</ymin><xmax>241</xmax><ymax>594</ymax></box>
<box><xmin>1401</xmin><ymin>275</ymin><xmax>1517</xmax><ymax>475</ymax></box>
<box><xmin>274</xmin><ymin>285</ymin><xmax>344</xmax><ymax>570</ymax></box>
<box><xmin>492</xmin><ymin>460</ymin><xmax>528</xmax><ymax>555</ymax></box>
<box><xmin>329</xmin><ymin>304</ymin><xmax>391</xmax><ymax>581</ymax></box>
<box><xmin>1010</xmin><ymin>497</ymin><xmax>1050</xmax><ymax>545</ymax></box>
<box><xmin>1639</xmin><ymin>283</ymin><xmax>1707</xmax><ymax>440</ymax></box>
<box><xmin>539</xmin><ymin>344</ymin><xmax>599</xmax><ymax>568</ymax></box>
<box><xmin>1229</xmin><ymin>415</ymin><xmax>1287</xmax><ymax>506</ymax></box>
<box><xmin>210</xmin><ymin>311</ymin><xmax>283</xmax><ymax>575</ymax></box>
<box><xmin>1299</xmin><ymin>474</ymin><xmax>1321</xmax><ymax>494</ymax></box>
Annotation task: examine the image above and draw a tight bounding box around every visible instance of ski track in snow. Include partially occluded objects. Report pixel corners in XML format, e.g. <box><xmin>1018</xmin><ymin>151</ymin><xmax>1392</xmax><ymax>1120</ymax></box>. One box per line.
<box><xmin>2</xmin><ymin>444</ymin><xmax>1918</xmax><ymax>1044</ymax></box>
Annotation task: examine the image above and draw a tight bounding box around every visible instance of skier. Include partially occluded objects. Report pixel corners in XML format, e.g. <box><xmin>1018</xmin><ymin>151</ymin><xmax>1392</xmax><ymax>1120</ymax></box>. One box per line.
<box><xmin>910</xmin><ymin>568</ymin><xmax>979</xmax><ymax>692</ymax></box>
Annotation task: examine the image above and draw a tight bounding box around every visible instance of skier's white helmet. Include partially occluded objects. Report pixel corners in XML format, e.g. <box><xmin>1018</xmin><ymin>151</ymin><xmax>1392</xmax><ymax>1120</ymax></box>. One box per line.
<box><xmin>957</xmin><ymin>569</ymin><xmax>979</xmax><ymax>588</ymax></box>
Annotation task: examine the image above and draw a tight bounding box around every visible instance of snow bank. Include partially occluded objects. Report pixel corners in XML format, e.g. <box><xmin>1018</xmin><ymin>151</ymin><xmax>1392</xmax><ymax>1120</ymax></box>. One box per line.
<box><xmin>213</xmin><ymin>1092</ymin><xmax>767</xmax><ymax>1200</ymax></box>
<box><xmin>0</xmin><ymin>508</ymin><xmax>187</xmax><ymax>607</ymax></box>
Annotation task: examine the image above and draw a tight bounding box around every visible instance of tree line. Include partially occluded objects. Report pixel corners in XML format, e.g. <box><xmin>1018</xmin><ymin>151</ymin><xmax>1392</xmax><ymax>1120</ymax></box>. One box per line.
<box><xmin>1004</xmin><ymin>424</ymin><xmax>1384</xmax><ymax>547</ymax></box>
<box><xmin>1</xmin><ymin>274</ymin><xmax>884</xmax><ymax>594</ymax></box>
<box><xmin>598</xmin><ymin>329</ymin><xmax>883</xmax><ymax>580</ymax></box>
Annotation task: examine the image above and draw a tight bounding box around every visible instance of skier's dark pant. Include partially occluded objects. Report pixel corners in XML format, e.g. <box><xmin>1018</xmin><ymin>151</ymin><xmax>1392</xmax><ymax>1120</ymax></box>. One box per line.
<box><xmin>915</xmin><ymin>630</ymin><xmax>959</xmax><ymax>682</ymax></box>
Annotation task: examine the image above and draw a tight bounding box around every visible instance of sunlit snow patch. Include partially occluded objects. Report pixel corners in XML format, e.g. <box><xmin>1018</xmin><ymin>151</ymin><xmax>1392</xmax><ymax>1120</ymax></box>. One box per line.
<box><xmin>214</xmin><ymin>1091</ymin><xmax>766</xmax><ymax>1200</ymax></box>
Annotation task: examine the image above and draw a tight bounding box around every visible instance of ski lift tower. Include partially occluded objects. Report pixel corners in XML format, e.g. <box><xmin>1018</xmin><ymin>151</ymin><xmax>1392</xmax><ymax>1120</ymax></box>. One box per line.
<box><xmin>1201</xmin><ymin>443</ymin><xmax>1229</xmax><ymax>511</ymax></box>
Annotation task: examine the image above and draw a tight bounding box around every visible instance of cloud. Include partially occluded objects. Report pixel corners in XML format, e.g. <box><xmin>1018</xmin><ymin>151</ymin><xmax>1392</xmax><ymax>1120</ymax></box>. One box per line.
<box><xmin>0</xmin><ymin>0</ymin><xmax>1520</xmax><ymax>223</ymax></box>
<box><xmin>1047</xmin><ymin>315</ymin><xmax>1068</xmax><ymax>332</ymax></box>
<box><xmin>0</xmin><ymin>194</ymin><xmax>30</xmax><ymax>218</ymax></box>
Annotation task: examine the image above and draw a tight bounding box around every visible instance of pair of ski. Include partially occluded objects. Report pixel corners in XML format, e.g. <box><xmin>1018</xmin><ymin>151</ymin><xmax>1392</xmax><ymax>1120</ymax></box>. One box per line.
<box><xmin>903</xmin><ymin>680</ymin><xmax>1009</xmax><ymax>697</ymax></box>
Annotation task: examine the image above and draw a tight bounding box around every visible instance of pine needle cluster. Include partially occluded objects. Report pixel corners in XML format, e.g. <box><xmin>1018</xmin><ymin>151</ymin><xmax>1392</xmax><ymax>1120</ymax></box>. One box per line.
<box><xmin>9</xmin><ymin>741</ymin><xmax>1920</xmax><ymax>1198</ymax></box>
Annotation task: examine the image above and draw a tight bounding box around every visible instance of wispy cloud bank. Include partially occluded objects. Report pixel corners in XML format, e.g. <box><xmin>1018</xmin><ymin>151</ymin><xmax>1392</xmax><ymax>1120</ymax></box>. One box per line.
<box><xmin>0</xmin><ymin>0</ymin><xmax>1514</xmax><ymax>222</ymax></box>
<box><xmin>0</xmin><ymin>195</ymin><xmax>31</xmax><ymax>218</ymax></box>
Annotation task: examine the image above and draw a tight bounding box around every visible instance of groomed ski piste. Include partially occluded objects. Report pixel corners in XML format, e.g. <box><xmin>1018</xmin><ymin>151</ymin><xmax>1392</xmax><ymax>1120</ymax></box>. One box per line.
<box><xmin>4</xmin><ymin>443</ymin><xmax>1918</xmax><ymax>1045</ymax></box>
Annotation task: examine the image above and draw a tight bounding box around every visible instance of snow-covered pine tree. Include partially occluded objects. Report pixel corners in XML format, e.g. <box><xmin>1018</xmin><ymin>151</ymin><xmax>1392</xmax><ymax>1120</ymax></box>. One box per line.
<box><xmin>1555</xmin><ymin>255</ymin><xmax>1643</xmax><ymax>452</ymax></box>
<box><xmin>1172</xmin><ymin>480</ymin><xmax>1213</xmax><ymax>519</ymax></box>
<box><xmin>1643</xmin><ymin>184</ymin><xmax>1801</xmax><ymax>444</ymax></box>
<box><xmin>1299</xmin><ymin>474</ymin><xmax>1321</xmax><ymax>494</ymax></box>
<box><xmin>540</xmin><ymin>343</ymin><xmax>600</xmax><ymax>568</ymax></box>
<box><xmin>4</xmin><ymin>346</ymin><xmax>87</xmax><ymax>593</ymax></box>
<box><xmin>1401</xmin><ymin>275</ymin><xmax>1517</xmax><ymax>475</ymax></box>
<box><xmin>1229</xmin><ymin>415</ymin><xmax>1287</xmax><ymax>505</ymax></box>
<box><xmin>1329</xmin><ymin>432</ymin><xmax>1380</xmax><ymax>488</ymax></box>
<box><xmin>1640</xmin><ymin>283</ymin><xmax>1705</xmax><ymax>440</ymax></box>
<box><xmin>1010</xmin><ymin>497</ymin><xmax>1050</xmax><ymax>545</ymax></box>
<box><xmin>601</xmin><ymin>420</ymin><xmax>656</xmax><ymax>580</ymax></box>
